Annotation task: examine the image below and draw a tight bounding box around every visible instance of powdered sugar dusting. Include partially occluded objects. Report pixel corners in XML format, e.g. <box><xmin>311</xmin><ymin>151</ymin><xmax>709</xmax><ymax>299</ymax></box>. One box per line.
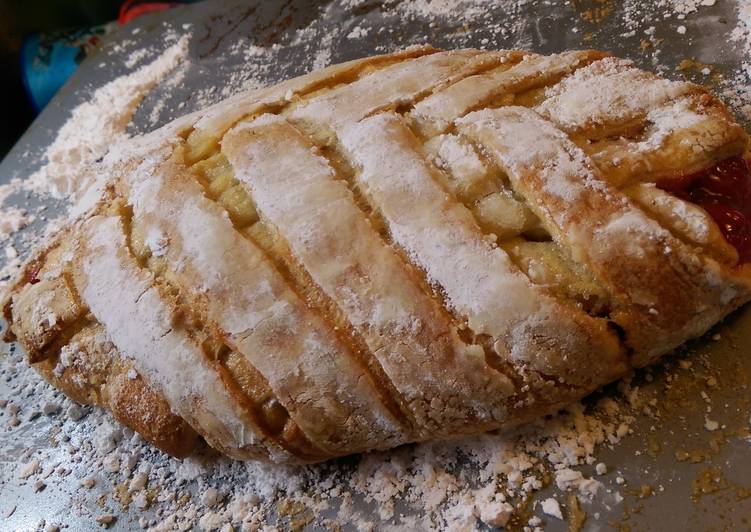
<box><xmin>396</xmin><ymin>0</ymin><xmax>498</xmax><ymax>20</ymax></box>
<box><xmin>341</xmin><ymin>112</ymin><xmax>621</xmax><ymax>388</ymax></box>
<box><xmin>77</xmin><ymin>216</ymin><xmax>268</xmax><ymax>456</ymax></box>
<box><xmin>536</xmin><ymin>57</ymin><xmax>690</xmax><ymax>132</ymax></box>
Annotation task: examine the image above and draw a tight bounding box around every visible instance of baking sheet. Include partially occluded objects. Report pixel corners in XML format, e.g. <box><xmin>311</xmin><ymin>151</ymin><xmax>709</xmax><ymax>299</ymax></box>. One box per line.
<box><xmin>1</xmin><ymin>0</ymin><xmax>750</xmax><ymax>530</ymax></box>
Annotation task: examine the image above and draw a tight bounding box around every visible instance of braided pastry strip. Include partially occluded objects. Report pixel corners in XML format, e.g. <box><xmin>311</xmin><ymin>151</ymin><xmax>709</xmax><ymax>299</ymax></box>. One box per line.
<box><xmin>3</xmin><ymin>47</ymin><xmax>750</xmax><ymax>462</ymax></box>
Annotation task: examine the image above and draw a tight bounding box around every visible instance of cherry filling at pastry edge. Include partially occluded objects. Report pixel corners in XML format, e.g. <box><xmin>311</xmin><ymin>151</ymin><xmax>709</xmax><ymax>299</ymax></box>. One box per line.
<box><xmin>658</xmin><ymin>156</ymin><xmax>751</xmax><ymax>264</ymax></box>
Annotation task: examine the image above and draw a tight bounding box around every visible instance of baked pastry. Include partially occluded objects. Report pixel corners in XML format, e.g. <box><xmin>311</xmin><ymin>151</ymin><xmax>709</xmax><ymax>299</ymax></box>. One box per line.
<box><xmin>3</xmin><ymin>46</ymin><xmax>750</xmax><ymax>463</ymax></box>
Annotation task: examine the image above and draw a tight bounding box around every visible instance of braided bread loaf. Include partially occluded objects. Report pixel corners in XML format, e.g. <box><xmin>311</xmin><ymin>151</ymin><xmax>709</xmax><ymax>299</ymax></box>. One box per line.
<box><xmin>4</xmin><ymin>46</ymin><xmax>751</xmax><ymax>462</ymax></box>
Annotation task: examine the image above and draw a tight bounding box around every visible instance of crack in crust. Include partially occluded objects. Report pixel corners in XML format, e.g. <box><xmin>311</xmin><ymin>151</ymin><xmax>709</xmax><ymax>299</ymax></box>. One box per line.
<box><xmin>3</xmin><ymin>47</ymin><xmax>751</xmax><ymax>463</ymax></box>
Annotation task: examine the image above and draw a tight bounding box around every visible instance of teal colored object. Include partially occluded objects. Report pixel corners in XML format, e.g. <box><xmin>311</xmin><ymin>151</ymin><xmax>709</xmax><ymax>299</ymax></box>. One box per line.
<box><xmin>20</xmin><ymin>23</ymin><xmax>116</xmax><ymax>113</ymax></box>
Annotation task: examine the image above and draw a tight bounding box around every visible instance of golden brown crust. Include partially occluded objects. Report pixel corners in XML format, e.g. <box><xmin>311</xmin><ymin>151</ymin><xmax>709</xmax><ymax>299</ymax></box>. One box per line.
<box><xmin>3</xmin><ymin>47</ymin><xmax>751</xmax><ymax>463</ymax></box>
<box><xmin>34</xmin><ymin>323</ymin><xmax>199</xmax><ymax>458</ymax></box>
<box><xmin>585</xmin><ymin>92</ymin><xmax>749</xmax><ymax>188</ymax></box>
<box><xmin>457</xmin><ymin>106</ymin><xmax>751</xmax><ymax>366</ymax></box>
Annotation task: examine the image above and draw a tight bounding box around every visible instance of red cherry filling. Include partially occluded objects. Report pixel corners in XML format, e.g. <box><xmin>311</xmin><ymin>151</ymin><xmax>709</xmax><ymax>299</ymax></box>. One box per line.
<box><xmin>657</xmin><ymin>156</ymin><xmax>751</xmax><ymax>264</ymax></box>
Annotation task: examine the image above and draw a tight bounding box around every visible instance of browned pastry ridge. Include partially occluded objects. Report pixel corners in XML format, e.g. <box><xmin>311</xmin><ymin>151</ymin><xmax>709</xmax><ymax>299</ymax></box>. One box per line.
<box><xmin>3</xmin><ymin>46</ymin><xmax>751</xmax><ymax>463</ymax></box>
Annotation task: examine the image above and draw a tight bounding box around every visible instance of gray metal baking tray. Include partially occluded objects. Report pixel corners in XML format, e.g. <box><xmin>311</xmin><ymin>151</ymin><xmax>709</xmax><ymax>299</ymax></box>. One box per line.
<box><xmin>1</xmin><ymin>1</ymin><xmax>750</xmax><ymax>530</ymax></box>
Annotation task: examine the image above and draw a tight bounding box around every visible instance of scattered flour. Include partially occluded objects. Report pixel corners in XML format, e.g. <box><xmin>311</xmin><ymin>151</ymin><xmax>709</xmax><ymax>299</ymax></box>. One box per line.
<box><xmin>0</xmin><ymin>341</ymin><xmax>643</xmax><ymax>530</ymax></box>
<box><xmin>541</xmin><ymin>497</ymin><xmax>563</xmax><ymax>520</ymax></box>
<box><xmin>312</xmin><ymin>32</ymin><xmax>335</xmax><ymax>71</ymax></box>
<box><xmin>347</xmin><ymin>25</ymin><xmax>370</xmax><ymax>40</ymax></box>
<box><xmin>670</xmin><ymin>0</ymin><xmax>717</xmax><ymax>18</ymax></box>
<box><xmin>24</xmin><ymin>35</ymin><xmax>190</xmax><ymax>199</ymax></box>
<box><xmin>723</xmin><ymin>1</ymin><xmax>751</xmax><ymax>122</ymax></box>
<box><xmin>124</xmin><ymin>46</ymin><xmax>152</xmax><ymax>69</ymax></box>
<box><xmin>395</xmin><ymin>0</ymin><xmax>506</xmax><ymax>20</ymax></box>
<box><xmin>0</xmin><ymin>208</ymin><xmax>33</xmax><ymax>242</ymax></box>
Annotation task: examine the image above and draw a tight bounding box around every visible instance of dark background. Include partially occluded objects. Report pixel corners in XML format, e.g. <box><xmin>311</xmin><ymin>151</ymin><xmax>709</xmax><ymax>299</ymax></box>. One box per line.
<box><xmin>0</xmin><ymin>1</ymin><xmax>121</xmax><ymax>158</ymax></box>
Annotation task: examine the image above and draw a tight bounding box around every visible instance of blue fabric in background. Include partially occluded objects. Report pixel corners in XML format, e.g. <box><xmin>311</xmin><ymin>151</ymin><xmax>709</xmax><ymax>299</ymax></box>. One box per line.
<box><xmin>18</xmin><ymin>2</ymin><xmax>204</xmax><ymax>114</ymax></box>
<box><xmin>20</xmin><ymin>23</ymin><xmax>116</xmax><ymax>113</ymax></box>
